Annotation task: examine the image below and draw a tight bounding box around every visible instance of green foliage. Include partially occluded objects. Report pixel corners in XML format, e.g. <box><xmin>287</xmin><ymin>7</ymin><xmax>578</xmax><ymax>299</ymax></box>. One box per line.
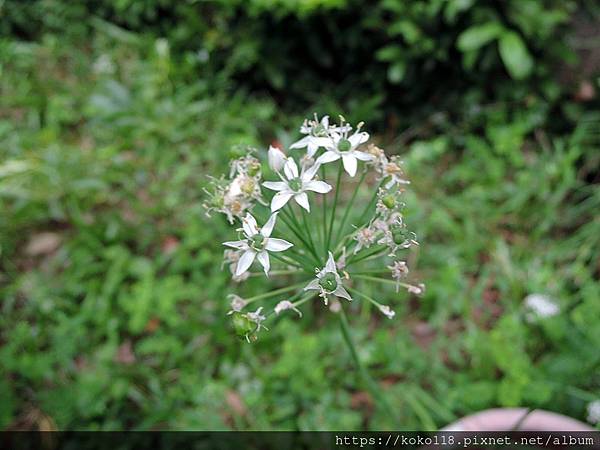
<box><xmin>399</xmin><ymin>107</ymin><xmax>600</xmax><ymax>419</ymax></box>
<box><xmin>498</xmin><ymin>31</ymin><xmax>534</xmax><ymax>80</ymax></box>
<box><xmin>1</xmin><ymin>0</ymin><xmax>578</xmax><ymax>122</ymax></box>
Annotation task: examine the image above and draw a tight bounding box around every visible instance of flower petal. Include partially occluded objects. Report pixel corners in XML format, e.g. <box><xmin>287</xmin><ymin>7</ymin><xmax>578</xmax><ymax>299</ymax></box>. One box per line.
<box><xmin>307</xmin><ymin>137</ymin><xmax>331</xmax><ymax>155</ymax></box>
<box><xmin>349</xmin><ymin>131</ymin><xmax>369</xmax><ymax>147</ymax></box>
<box><xmin>283</xmin><ymin>158</ymin><xmax>299</xmax><ymax>179</ymax></box>
<box><xmin>301</xmin><ymin>162</ymin><xmax>321</xmax><ymax>182</ymax></box>
<box><xmin>265</xmin><ymin>238</ymin><xmax>293</xmax><ymax>252</ymax></box>
<box><xmin>304</xmin><ymin>180</ymin><xmax>332</xmax><ymax>194</ymax></box>
<box><xmin>307</xmin><ymin>142</ymin><xmax>319</xmax><ymax>158</ymax></box>
<box><xmin>325</xmin><ymin>252</ymin><xmax>337</xmax><ymax>272</ymax></box>
<box><xmin>235</xmin><ymin>250</ymin><xmax>256</xmax><ymax>276</ymax></box>
<box><xmin>317</xmin><ymin>151</ymin><xmax>340</xmax><ymax>165</ymax></box>
<box><xmin>256</xmin><ymin>251</ymin><xmax>270</xmax><ymax>275</ymax></box>
<box><xmin>271</xmin><ymin>191</ymin><xmax>294</xmax><ymax>211</ymax></box>
<box><xmin>304</xmin><ymin>278</ymin><xmax>320</xmax><ymax>291</ymax></box>
<box><xmin>242</xmin><ymin>213</ymin><xmax>258</xmax><ymax>236</ymax></box>
<box><xmin>223</xmin><ymin>240</ymin><xmax>247</xmax><ymax>250</ymax></box>
<box><xmin>290</xmin><ymin>136</ymin><xmax>310</xmax><ymax>149</ymax></box>
<box><xmin>227</xmin><ymin>177</ymin><xmax>242</xmax><ymax>197</ymax></box>
<box><xmin>262</xmin><ymin>181</ymin><xmax>288</xmax><ymax>192</ymax></box>
<box><xmin>328</xmin><ymin>132</ymin><xmax>342</xmax><ymax>150</ymax></box>
<box><xmin>333</xmin><ymin>285</ymin><xmax>352</xmax><ymax>301</ymax></box>
<box><xmin>342</xmin><ymin>154</ymin><xmax>357</xmax><ymax>177</ymax></box>
<box><xmin>261</xmin><ymin>212</ymin><xmax>278</xmax><ymax>238</ymax></box>
<box><xmin>294</xmin><ymin>192</ymin><xmax>310</xmax><ymax>212</ymax></box>
<box><xmin>353</xmin><ymin>150</ymin><xmax>374</xmax><ymax>161</ymax></box>
<box><xmin>307</xmin><ymin>139</ymin><xmax>330</xmax><ymax>157</ymax></box>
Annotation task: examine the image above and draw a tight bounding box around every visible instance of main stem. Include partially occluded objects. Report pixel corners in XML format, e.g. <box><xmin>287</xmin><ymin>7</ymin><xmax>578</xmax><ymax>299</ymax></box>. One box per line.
<box><xmin>245</xmin><ymin>281</ymin><xmax>307</xmax><ymax>303</ymax></box>
<box><xmin>334</xmin><ymin>169</ymin><xmax>367</xmax><ymax>247</ymax></box>
<box><xmin>269</xmin><ymin>251</ymin><xmax>311</xmax><ymax>274</ymax></box>
<box><xmin>326</xmin><ymin>164</ymin><xmax>343</xmax><ymax>252</ymax></box>
<box><xmin>301</xmin><ymin>206</ymin><xmax>319</xmax><ymax>262</ymax></box>
<box><xmin>355</xmin><ymin>179</ymin><xmax>383</xmax><ymax>229</ymax></box>
<box><xmin>280</xmin><ymin>206</ymin><xmax>320</xmax><ymax>265</ymax></box>
<box><xmin>338</xmin><ymin>306</ymin><xmax>399</xmax><ymax>423</ymax></box>
<box><xmin>321</xmin><ymin>165</ymin><xmax>328</xmax><ymax>258</ymax></box>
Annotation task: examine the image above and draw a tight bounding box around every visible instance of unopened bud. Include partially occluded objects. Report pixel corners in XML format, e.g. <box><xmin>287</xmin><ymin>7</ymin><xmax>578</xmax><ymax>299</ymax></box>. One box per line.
<box><xmin>382</xmin><ymin>194</ymin><xmax>396</xmax><ymax>209</ymax></box>
<box><xmin>268</xmin><ymin>145</ymin><xmax>287</xmax><ymax>172</ymax></box>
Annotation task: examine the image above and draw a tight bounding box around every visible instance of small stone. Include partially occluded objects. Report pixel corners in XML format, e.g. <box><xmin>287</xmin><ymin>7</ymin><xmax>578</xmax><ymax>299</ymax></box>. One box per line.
<box><xmin>25</xmin><ymin>232</ymin><xmax>61</xmax><ymax>256</ymax></box>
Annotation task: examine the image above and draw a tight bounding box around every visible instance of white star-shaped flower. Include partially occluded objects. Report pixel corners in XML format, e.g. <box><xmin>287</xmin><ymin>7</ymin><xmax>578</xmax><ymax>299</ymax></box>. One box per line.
<box><xmin>263</xmin><ymin>158</ymin><xmax>331</xmax><ymax>212</ymax></box>
<box><xmin>223</xmin><ymin>212</ymin><xmax>292</xmax><ymax>277</ymax></box>
<box><xmin>290</xmin><ymin>115</ymin><xmax>350</xmax><ymax>158</ymax></box>
<box><xmin>316</xmin><ymin>130</ymin><xmax>373</xmax><ymax>177</ymax></box>
<box><xmin>304</xmin><ymin>252</ymin><xmax>352</xmax><ymax>305</ymax></box>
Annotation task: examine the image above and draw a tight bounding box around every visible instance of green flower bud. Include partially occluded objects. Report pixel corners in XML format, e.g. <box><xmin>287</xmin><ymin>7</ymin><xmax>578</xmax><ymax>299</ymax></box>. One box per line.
<box><xmin>392</xmin><ymin>227</ymin><xmax>409</xmax><ymax>245</ymax></box>
<box><xmin>210</xmin><ymin>193</ymin><xmax>225</xmax><ymax>208</ymax></box>
<box><xmin>382</xmin><ymin>194</ymin><xmax>396</xmax><ymax>209</ymax></box>
<box><xmin>228</xmin><ymin>147</ymin><xmax>246</xmax><ymax>159</ymax></box>
<box><xmin>231</xmin><ymin>312</ymin><xmax>256</xmax><ymax>340</ymax></box>
<box><xmin>247</xmin><ymin>161</ymin><xmax>261</xmax><ymax>177</ymax></box>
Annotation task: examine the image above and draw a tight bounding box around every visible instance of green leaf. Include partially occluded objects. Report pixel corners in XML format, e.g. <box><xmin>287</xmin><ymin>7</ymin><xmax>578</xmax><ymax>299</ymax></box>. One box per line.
<box><xmin>457</xmin><ymin>22</ymin><xmax>503</xmax><ymax>52</ymax></box>
<box><xmin>388</xmin><ymin>20</ymin><xmax>421</xmax><ymax>44</ymax></box>
<box><xmin>376</xmin><ymin>45</ymin><xmax>402</xmax><ymax>62</ymax></box>
<box><xmin>498</xmin><ymin>376</ymin><xmax>527</xmax><ymax>407</ymax></box>
<box><xmin>498</xmin><ymin>31</ymin><xmax>534</xmax><ymax>80</ymax></box>
<box><xmin>0</xmin><ymin>378</ymin><xmax>15</xmax><ymax>427</ymax></box>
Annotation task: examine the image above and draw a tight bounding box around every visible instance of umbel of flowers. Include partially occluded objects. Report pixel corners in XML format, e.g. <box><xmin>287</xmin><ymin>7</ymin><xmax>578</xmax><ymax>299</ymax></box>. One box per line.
<box><xmin>204</xmin><ymin>115</ymin><xmax>424</xmax><ymax>343</ymax></box>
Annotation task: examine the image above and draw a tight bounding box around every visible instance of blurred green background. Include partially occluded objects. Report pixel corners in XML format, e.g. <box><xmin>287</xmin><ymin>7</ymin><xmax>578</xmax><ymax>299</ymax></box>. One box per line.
<box><xmin>1</xmin><ymin>0</ymin><xmax>599</xmax><ymax>430</ymax></box>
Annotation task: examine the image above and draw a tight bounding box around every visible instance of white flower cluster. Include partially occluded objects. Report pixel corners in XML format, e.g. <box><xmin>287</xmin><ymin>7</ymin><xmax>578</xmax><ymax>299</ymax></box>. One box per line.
<box><xmin>203</xmin><ymin>151</ymin><xmax>264</xmax><ymax>224</ymax></box>
<box><xmin>304</xmin><ymin>252</ymin><xmax>352</xmax><ymax>305</ymax></box>
<box><xmin>223</xmin><ymin>212</ymin><xmax>293</xmax><ymax>277</ymax></box>
<box><xmin>205</xmin><ymin>115</ymin><xmax>423</xmax><ymax>342</ymax></box>
<box><xmin>263</xmin><ymin>156</ymin><xmax>331</xmax><ymax>212</ymax></box>
<box><xmin>353</xmin><ymin>187</ymin><xmax>421</xmax><ymax>293</ymax></box>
